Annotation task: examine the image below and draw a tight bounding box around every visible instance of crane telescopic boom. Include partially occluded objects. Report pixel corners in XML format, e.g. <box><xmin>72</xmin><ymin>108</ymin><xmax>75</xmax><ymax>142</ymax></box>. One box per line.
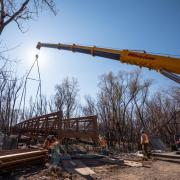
<box><xmin>36</xmin><ymin>42</ymin><xmax>180</xmax><ymax>83</ymax></box>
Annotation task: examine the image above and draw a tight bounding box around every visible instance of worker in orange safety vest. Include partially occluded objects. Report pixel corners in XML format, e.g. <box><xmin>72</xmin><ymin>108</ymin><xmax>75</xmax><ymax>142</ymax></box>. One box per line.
<box><xmin>43</xmin><ymin>135</ymin><xmax>57</xmax><ymax>149</ymax></box>
<box><xmin>99</xmin><ymin>136</ymin><xmax>107</xmax><ymax>148</ymax></box>
<box><xmin>43</xmin><ymin>135</ymin><xmax>61</xmax><ymax>164</ymax></box>
<box><xmin>99</xmin><ymin>136</ymin><xmax>109</xmax><ymax>155</ymax></box>
<box><xmin>140</xmin><ymin>129</ymin><xmax>151</xmax><ymax>159</ymax></box>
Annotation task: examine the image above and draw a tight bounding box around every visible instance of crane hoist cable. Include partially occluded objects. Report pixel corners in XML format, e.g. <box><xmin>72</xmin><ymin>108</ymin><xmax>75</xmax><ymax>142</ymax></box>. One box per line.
<box><xmin>18</xmin><ymin>54</ymin><xmax>42</xmax><ymax>121</ymax></box>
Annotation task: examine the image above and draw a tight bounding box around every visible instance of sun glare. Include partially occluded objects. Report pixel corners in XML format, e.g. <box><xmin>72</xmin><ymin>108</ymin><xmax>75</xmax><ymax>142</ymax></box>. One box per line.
<box><xmin>27</xmin><ymin>48</ymin><xmax>49</xmax><ymax>69</ymax></box>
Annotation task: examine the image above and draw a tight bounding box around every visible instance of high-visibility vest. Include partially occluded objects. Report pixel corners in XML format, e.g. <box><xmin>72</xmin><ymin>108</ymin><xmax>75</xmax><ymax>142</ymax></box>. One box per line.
<box><xmin>141</xmin><ymin>133</ymin><xmax>149</xmax><ymax>144</ymax></box>
<box><xmin>44</xmin><ymin>139</ymin><xmax>56</xmax><ymax>149</ymax></box>
<box><xmin>99</xmin><ymin>139</ymin><xmax>107</xmax><ymax>147</ymax></box>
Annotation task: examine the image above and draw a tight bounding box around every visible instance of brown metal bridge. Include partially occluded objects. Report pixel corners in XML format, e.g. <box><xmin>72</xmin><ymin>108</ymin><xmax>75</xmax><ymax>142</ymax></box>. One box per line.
<box><xmin>12</xmin><ymin>111</ymin><xmax>99</xmax><ymax>144</ymax></box>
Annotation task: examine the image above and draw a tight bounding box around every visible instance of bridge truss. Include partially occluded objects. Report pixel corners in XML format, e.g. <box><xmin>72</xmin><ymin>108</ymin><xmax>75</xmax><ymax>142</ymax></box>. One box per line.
<box><xmin>13</xmin><ymin>111</ymin><xmax>99</xmax><ymax>144</ymax></box>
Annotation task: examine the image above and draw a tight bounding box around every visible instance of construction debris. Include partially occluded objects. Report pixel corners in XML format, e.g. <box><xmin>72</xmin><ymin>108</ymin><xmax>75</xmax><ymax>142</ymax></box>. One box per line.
<box><xmin>124</xmin><ymin>160</ymin><xmax>142</xmax><ymax>167</ymax></box>
<box><xmin>100</xmin><ymin>157</ymin><xmax>124</xmax><ymax>165</ymax></box>
<box><xmin>1</xmin><ymin>118</ymin><xmax>180</xmax><ymax>180</ymax></box>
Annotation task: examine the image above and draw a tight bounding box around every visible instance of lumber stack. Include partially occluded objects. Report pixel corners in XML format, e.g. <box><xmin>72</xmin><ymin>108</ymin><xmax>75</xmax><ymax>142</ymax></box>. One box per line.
<box><xmin>0</xmin><ymin>149</ymin><xmax>47</xmax><ymax>171</ymax></box>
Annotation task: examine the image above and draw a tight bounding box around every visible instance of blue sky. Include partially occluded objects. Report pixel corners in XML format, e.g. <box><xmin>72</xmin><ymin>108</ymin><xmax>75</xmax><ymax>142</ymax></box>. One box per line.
<box><xmin>1</xmin><ymin>0</ymin><xmax>180</xmax><ymax>103</ymax></box>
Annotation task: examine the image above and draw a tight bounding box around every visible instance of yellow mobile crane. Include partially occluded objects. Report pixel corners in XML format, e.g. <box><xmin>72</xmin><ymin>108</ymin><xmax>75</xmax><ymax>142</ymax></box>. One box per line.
<box><xmin>36</xmin><ymin>42</ymin><xmax>180</xmax><ymax>83</ymax></box>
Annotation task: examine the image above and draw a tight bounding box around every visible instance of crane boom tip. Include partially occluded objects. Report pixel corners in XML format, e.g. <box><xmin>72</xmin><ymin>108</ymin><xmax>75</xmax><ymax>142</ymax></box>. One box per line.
<box><xmin>36</xmin><ymin>42</ymin><xmax>41</xmax><ymax>49</ymax></box>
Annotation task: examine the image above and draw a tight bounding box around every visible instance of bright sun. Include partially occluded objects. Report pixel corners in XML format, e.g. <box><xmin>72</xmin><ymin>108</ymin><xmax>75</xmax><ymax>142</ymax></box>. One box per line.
<box><xmin>27</xmin><ymin>48</ymin><xmax>49</xmax><ymax>69</ymax></box>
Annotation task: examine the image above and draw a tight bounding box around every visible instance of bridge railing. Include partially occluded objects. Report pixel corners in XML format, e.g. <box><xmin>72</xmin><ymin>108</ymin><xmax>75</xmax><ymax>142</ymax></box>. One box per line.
<box><xmin>13</xmin><ymin>111</ymin><xmax>98</xmax><ymax>143</ymax></box>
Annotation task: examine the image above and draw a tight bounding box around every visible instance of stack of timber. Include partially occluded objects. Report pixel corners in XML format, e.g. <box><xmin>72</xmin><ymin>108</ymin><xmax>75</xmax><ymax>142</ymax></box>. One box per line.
<box><xmin>0</xmin><ymin>149</ymin><xmax>47</xmax><ymax>171</ymax></box>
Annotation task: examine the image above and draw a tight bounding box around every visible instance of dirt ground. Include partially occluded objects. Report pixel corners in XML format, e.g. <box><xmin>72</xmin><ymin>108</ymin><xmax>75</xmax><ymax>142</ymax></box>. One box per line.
<box><xmin>14</xmin><ymin>160</ymin><xmax>180</xmax><ymax>180</ymax></box>
<box><xmin>91</xmin><ymin>160</ymin><xmax>180</xmax><ymax>180</ymax></box>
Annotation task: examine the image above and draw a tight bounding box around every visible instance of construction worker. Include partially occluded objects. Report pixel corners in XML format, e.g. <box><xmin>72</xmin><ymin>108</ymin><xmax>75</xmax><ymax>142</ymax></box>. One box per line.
<box><xmin>140</xmin><ymin>129</ymin><xmax>150</xmax><ymax>159</ymax></box>
<box><xmin>43</xmin><ymin>135</ymin><xmax>57</xmax><ymax>149</ymax></box>
<box><xmin>43</xmin><ymin>135</ymin><xmax>61</xmax><ymax>164</ymax></box>
<box><xmin>99</xmin><ymin>136</ymin><xmax>107</xmax><ymax>148</ymax></box>
<box><xmin>99</xmin><ymin>136</ymin><xmax>108</xmax><ymax>155</ymax></box>
<box><xmin>176</xmin><ymin>137</ymin><xmax>180</xmax><ymax>150</ymax></box>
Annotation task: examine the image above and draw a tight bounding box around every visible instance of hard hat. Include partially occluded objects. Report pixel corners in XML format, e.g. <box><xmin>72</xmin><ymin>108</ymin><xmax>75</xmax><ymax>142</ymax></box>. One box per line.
<box><xmin>47</xmin><ymin>135</ymin><xmax>54</xmax><ymax>140</ymax></box>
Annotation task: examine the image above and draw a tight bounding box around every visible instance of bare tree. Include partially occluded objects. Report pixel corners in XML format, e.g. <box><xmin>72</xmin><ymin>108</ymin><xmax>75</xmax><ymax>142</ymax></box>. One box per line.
<box><xmin>82</xmin><ymin>95</ymin><xmax>97</xmax><ymax>116</ymax></box>
<box><xmin>0</xmin><ymin>1</ymin><xmax>57</xmax><ymax>132</ymax></box>
<box><xmin>97</xmin><ymin>71</ymin><xmax>134</xmax><ymax>147</ymax></box>
<box><xmin>23</xmin><ymin>94</ymin><xmax>47</xmax><ymax>120</ymax></box>
<box><xmin>52</xmin><ymin>77</ymin><xmax>79</xmax><ymax>118</ymax></box>
<box><xmin>0</xmin><ymin>0</ymin><xmax>56</xmax><ymax>34</ymax></box>
<box><xmin>0</xmin><ymin>72</ymin><xmax>23</xmax><ymax>132</ymax></box>
<box><xmin>145</xmin><ymin>88</ymin><xmax>180</xmax><ymax>144</ymax></box>
<box><xmin>96</xmin><ymin>70</ymin><xmax>153</xmax><ymax>150</ymax></box>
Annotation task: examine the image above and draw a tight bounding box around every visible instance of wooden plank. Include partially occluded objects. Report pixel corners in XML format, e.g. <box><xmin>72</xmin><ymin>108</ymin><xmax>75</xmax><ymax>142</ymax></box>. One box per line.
<box><xmin>62</xmin><ymin>159</ymin><xmax>95</xmax><ymax>176</ymax></box>
<box><xmin>73</xmin><ymin>160</ymin><xmax>95</xmax><ymax>176</ymax></box>
<box><xmin>154</xmin><ymin>157</ymin><xmax>180</xmax><ymax>164</ymax></box>
<box><xmin>100</xmin><ymin>157</ymin><xmax>124</xmax><ymax>164</ymax></box>
<box><xmin>152</xmin><ymin>152</ymin><xmax>180</xmax><ymax>159</ymax></box>
<box><xmin>124</xmin><ymin>160</ymin><xmax>142</xmax><ymax>167</ymax></box>
<box><xmin>0</xmin><ymin>150</ymin><xmax>47</xmax><ymax>159</ymax></box>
